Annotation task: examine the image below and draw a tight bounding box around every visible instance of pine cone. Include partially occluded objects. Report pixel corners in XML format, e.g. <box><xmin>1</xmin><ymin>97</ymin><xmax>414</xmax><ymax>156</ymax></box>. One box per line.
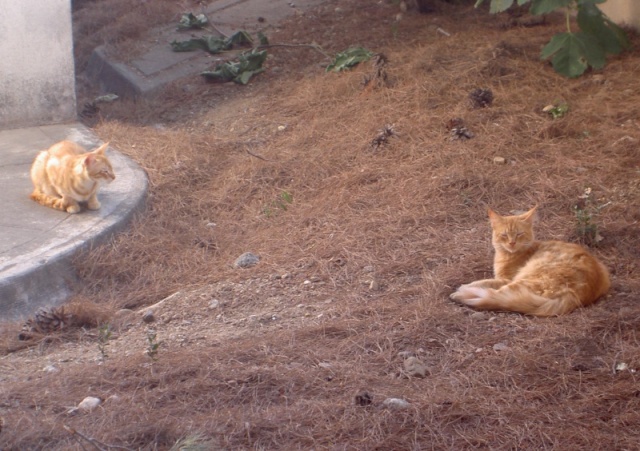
<box><xmin>446</xmin><ymin>117</ymin><xmax>474</xmax><ymax>140</ymax></box>
<box><xmin>23</xmin><ymin>306</ymin><xmax>72</xmax><ymax>334</ymax></box>
<box><xmin>370</xmin><ymin>124</ymin><xmax>396</xmax><ymax>150</ymax></box>
<box><xmin>469</xmin><ymin>88</ymin><xmax>494</xmax><ymax>108</ymax></box>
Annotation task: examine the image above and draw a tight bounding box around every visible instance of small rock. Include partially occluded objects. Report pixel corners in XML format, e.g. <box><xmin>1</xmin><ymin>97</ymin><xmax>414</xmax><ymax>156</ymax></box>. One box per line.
<box><xmin>77</xmin><ymin>396</ymin><xmax>102</xmax><ymax>413</ymax></box>
<box><xmin>542</xmin><ymin>105</ymin><xmax>555</xmax><ymax>113</ymax></box>
<box><xmin>493</xmin><ymin>342</ymin><xmax>510</xmax><ymax>352</ymax></box>
<box><xmin>234</xmin><ymin>252</ymin><xmax>260</xmax><ymax>268</ymax></box>
<box><xmin>208</xmin><ymin>299</ymin><xmax>220</xmax><ymax>309</ymax></box>
<box><xmin>615</xmin><ymin>362</ymin><xmax>629</xmax><ymax>372</ymax></box>
<box><xmin>362</xmin><ymin>266</ymin><xmax>375</xmax><ymax>273</ymax></box>
<box><xmin>383</xmin><ymin>398</ymin><xmax>410</xmax><ymax>409</ymax></box>
<box><xmin>493</xmin><ymin>156</ymin><xmax>506</xmax><ymax>165</ymax></box>
<box><xmin>318</xmin><ymin>362</ymin><xmax>332</xmax><ymax>369</ymax></box>
<box><xmin>43</xmin><ymin>364</ymin><xmax>59</xmax><ymax>373</ymax></box>
<box><xmin>403</xmin><ymin>356</ymin><xmax>429</xmax><ymax>378</ymax></box>
<box><xmin>470</xmin><ymin>311</ymin><xmax>488</xmax><ymax>321</ymax></box>
<box><xmin>397</xmin><ymin>350</ymin><xmax>414</xmax><ymax>359</ymax></box>
<box><xmin>142</xmin><ymin>310</ymin><xmax>155</xmax><ymax>323</ymax></box>
<box><xmin>369</xmin><ymin>279</ymin><xmax>380</xmax><ymax>291</ymax></box>
<box><xmin>277</xmin><ymin>125</ymin><xmax>287</xmax><ymax>131</ymax></box>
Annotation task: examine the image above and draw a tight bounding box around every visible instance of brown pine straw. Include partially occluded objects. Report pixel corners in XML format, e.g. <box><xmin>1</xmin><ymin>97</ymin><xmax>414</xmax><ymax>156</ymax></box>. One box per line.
<box><xmin>2</xmin><ymin>0</ymin><xmax>640</xmax><ymax>449</ymax></box>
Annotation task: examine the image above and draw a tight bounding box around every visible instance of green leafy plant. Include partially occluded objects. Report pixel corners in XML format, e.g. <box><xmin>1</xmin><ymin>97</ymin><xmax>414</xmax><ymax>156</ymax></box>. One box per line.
<box><xmin>263</xmin><ymin>190</ymin><xmax>294</xmax><ymax>217</ymax></box>
<box><xmin>326</xmin><ymin>47</ymin><xmax>374</xmax><ymax>72</ymax></box>
<box><xmin>543</xmin><ymin>101</ymin><xmax>569</xmax><ymax>119</ymax></box>
<box><xmin>97</xmin><ymin>324</ymin><xmax>111</xmax><ymax>361</ymax></box>
<box><xmin>146</xmin><ymin>330</ymin><xmax>161</xmax><ymax>361</ymax></box>
<box><xmin>201</xmin><ymin>48</ymin><xmax>267</xmax><ymax>84</ymax></box>
<box><xmin>573</xmin><ymin>187</ymin><xmax>609</xmax><ymax>245</ymax></box>
<box><xmin>171</xmin><ymin>30</ymin><xmax>253</xmax><ymax>54</ymax></box>
<box><xmin>475</xmin><ymin>0</ymin><xmax>629</xmax><ymax>78</ymax></box>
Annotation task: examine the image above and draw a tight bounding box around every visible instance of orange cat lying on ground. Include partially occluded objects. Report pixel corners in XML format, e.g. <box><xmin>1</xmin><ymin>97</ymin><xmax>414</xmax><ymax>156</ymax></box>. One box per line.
<box><xmin>30</xmin><ymin>140</ymin><xmax>115</xmax><ymax>214</ymax></box>
<box><xmin>450</xmin><ymin>206</ymin><xmax>610</xmax><ymax>316</ymax></box>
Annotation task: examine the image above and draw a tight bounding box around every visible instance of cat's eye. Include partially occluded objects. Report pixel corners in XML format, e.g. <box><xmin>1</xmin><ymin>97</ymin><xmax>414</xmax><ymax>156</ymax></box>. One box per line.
<box><xmin>500</xmin><ymin>233</ymin><xmax>508</xmax><ymax>239</ymax></box>
<box><xmin>516</xmin><ymin>232</ymin><xmax>525</xmax><ymax>237</ymax></box>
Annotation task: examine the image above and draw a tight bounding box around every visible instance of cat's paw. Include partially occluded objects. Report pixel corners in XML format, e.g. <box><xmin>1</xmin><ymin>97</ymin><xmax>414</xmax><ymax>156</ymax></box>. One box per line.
<box><xmin>87</xmin><ymin>200</ymin><xmax>101</xmax><ymax>210</ymax></box>
<box><xmin>450</xmin><ymin>286</ymin><xmax>488</xmax><ymax>306</ymax></box>
<box><xmin>66</xmin><ymin>204</ymin><xmax>81</xmax><ymax>214</ymax></box>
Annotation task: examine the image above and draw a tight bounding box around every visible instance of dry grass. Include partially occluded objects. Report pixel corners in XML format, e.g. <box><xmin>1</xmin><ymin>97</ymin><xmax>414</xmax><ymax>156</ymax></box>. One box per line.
<box><xmin>2</xmin><ymin>0</ymin><xmax>640</xmax><ymax>449</ymax></box>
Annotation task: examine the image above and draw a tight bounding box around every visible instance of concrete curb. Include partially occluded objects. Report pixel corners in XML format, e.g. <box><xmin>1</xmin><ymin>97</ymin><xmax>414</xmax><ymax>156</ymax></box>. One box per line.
<box><xmin>0</xmin><ymin>123</ymin><xmax>147</xmax><ymax>322</ymax></box>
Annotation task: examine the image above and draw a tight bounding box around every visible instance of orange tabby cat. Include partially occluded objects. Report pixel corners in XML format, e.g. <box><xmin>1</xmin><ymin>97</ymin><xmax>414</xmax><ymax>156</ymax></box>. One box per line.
<box><xmin>450</xmin><ymin>206</ymin><xmax>610</xmax><ymax>316</ymax></box>
<box><xmin>30</xmin><ymin>140</ymin><xmax>115</xmax><ymax>214</ymax></box>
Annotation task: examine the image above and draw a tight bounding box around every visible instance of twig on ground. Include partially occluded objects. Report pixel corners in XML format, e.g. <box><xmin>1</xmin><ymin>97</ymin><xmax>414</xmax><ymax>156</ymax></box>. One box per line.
<box><xmin>257</xmin><ymin>43</ymin><xmax>332</xmax><ymax>60</ymax></box>
<box><xmin>245</xmin><ymin>148</ymin><xmax>270</xmax><ymax>161</ymax></box>
<box><xmin>63</xmin><ymin>425</ymin><xmax>134</xmax><ymax>451</ymax></box>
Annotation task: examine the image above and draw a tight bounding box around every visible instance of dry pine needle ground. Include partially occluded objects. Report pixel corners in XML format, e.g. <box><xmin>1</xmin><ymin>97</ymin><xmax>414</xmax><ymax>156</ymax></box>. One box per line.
<box><xmin>1</xmin><ymin>0</ymin><xmax>640</xmax><ymax>449</ymax></box>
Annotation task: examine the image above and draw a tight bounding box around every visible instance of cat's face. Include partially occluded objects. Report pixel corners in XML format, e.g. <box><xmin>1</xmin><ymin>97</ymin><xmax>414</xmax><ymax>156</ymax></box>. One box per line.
<box><xmin>85</xmin><ymin>148</ymin><xmax>115</xmax><ymax>184</ymax></box>
<box><xmin>488</xmin><ymin>207</ymin><xmax>536</xmax><ymax>253</ymax></box>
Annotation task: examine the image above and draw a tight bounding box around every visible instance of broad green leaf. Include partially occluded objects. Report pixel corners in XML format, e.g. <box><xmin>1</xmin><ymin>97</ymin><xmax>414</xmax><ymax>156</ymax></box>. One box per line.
<box><xmin>541</xmin><ymin>32</ymin><xmax>606</xmax><ymax>77</ymax></box>
<box><xmin>518</xmin><ymin>0</ymin><xmax>531</xmax><ymax>4</ymax></box>
<box><xmin>489</xmin><ymin>0</ymin><xmax>515</xmax><ymax>13</ymax></box>
<box><xmin>578</xmin><ymin>4</ymin><xmax>630</xmax><ymax>53</ymax></box>
<box><xmin>577</xmin><ymin>4</ymin><xmax>624</xmax><ymax>54</ymax></box>
<box><xmin>201</xmin><ymin>49</ymin><xmax>267</xmax><ymax>84</ymax></box>
<box><xmin>530</xmin><ymin>0</ymin><xmax>572</xmax><ymax>15</ymax></box>
<box><xmin>170</xmin><ymin>39</ymin><xmax>209</xmax><ymax>52</ymax></box>
<box><xmin>577</xmin><ymin>0</ymin><xmax>606</xmax><ymax>4</ymax></box>
<box><xmin>227</xmin><ymin>31</ymin><xmax>253</xmax><ymax>46</ymax></box>
<box><xmin>326</xmin><ymin>47</ymin><xmax>373</xmax><ymax>72</ymax></box>
<box><xmin>257</xmin><ymin>31</ymin><xmax>269</xmax><ymax>46</ymax></box>
<box><xmin>177</xmin><ymin>12</ymin><xmax>208</xmax><ymax>30</ymax></box>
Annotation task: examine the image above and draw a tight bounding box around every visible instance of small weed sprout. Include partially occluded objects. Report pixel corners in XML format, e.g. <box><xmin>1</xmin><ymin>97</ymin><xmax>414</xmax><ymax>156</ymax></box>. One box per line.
<box><xmin>573</xmin><ymin>187</ymin><xmax>609</xmax><ymax>246</ymax></box>
<box><xmin>543</xmin><ymin>102</ymin><xmax>569</xmax><ymax>119</ymax></box>
<box><xmin>263</xmin><ymin>191</ymin><xmax>293</xmax><ymax>217</ymax></box>
<box><xmin>146</xmin><ymin>330</ymin><xmax>161</xmax><ymax>360</ymax></box>
<box><xmin>97</xmin><ymin>324</ymin><xmax>111</xmax><ymax>361</ymax></box>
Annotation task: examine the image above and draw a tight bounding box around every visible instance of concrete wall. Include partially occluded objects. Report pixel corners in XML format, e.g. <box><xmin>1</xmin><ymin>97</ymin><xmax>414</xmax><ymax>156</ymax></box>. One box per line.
<box><xmin>601</xmin><ymin>0</ymin><xmax>640</xmax><ymax>29</ymax></box>
<box><xmin>0</xmin><ymin>0</ymin><xmax>77</xmax><ymax>130</ymax></box>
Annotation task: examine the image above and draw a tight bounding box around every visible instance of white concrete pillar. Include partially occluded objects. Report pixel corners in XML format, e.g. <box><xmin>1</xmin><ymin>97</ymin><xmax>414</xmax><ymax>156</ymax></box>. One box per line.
<box><xmin>0</xmin><ymin>0</ymin><xmax>77</xmax><ymax>130</ymax></box>
<box><xmin>600</xmin><ymin>0</ymin><xmax>640</xmax><ymax>30</ymax></box>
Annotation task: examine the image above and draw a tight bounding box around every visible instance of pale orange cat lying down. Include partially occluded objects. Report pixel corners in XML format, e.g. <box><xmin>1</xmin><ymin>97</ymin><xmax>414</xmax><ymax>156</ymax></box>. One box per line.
<box><xmin>30</xmin><ymin>140</ymin><xmax>115</xmax><ymax>214</ymax></box>
<box><xmin>450</xmin><ymin>206</ymin><xmax>610</xmax><ymax>316</ymax></box>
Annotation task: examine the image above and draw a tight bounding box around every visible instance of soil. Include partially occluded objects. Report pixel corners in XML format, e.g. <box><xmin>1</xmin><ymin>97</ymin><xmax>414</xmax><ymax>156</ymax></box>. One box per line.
<box><xmin>2</xmin><ymin>0</ymin><xmax>640</xmax><ymax>449</ymax></box>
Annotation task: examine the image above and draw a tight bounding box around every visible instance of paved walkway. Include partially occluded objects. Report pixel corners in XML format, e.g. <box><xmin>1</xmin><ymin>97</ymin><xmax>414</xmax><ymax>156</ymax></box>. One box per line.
<box><xmin>0</xmin><ymin>124</ymin><xmax>146</xmax><ymax>322</ymax></box>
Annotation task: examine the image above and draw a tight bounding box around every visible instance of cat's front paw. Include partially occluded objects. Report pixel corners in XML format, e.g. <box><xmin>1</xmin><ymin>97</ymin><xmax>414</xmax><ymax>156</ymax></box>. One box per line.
<box><xmin>87</xmin><ymin>200</ymin><xmax>101</xmax><ymax>210</ymax></box>
<box><xmin>450</xmin><ymin>285</ymin><xmax>488</xmax><ymax>306</ymax></box>
<box><xmin>66</xmin><ymin>204</ymin><xmax>81</xmax><ymax>214</ymax></box>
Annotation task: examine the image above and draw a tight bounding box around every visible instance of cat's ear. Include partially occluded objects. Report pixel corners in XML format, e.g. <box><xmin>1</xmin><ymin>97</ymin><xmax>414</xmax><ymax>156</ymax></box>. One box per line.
<box><xmin>487</xmin><ymin>208</ymin><xmax>502</xmax><ymax>225</ymax></box>
<box><xmin>93</xmin><ymin>142</ymin><xmax>109</xmax><ymax>155</ymax></box>
<box><xmin>520</xmin><ymin>205</ymin><xmax>538</xmax><ymax>223</ymax></box>
<box><xmin>84</xmin><ymin>154</ymin><xmax>96</xmax><ymax>167</ymax></box>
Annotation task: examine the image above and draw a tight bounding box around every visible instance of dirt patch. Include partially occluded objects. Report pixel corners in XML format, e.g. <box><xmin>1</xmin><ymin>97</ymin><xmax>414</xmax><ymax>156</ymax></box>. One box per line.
<box><xmin>2</xmin><ymin>0</ymin><xmax>640</xmax><ymax>449</ymax></box>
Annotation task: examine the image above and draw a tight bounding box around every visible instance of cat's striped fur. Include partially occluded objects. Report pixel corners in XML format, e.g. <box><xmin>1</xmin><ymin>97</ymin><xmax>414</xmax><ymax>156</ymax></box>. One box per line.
<box><xmin>30</xmin><ymin>141</ymin><xmax>115</xmax><ymax>214</ymax></box>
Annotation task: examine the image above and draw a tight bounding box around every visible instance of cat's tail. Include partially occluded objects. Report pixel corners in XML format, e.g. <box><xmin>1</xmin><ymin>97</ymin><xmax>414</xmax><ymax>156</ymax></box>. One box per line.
<box><xmin>30</xmin><ymin>190</ymin><xmax>67</xmax><ymax>212</ymax></box>
<box><xmin>453</xmin><ymin>284</ymin><xmax>582</xmax><ymax>317</ymax></box>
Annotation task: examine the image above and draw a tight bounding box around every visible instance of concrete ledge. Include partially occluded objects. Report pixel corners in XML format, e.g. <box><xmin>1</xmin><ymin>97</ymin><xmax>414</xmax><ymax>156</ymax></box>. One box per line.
<box><xmin>0</xmin><ymin>123</ymin><xmax>147</xmax><ymax>322</ymax></box>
